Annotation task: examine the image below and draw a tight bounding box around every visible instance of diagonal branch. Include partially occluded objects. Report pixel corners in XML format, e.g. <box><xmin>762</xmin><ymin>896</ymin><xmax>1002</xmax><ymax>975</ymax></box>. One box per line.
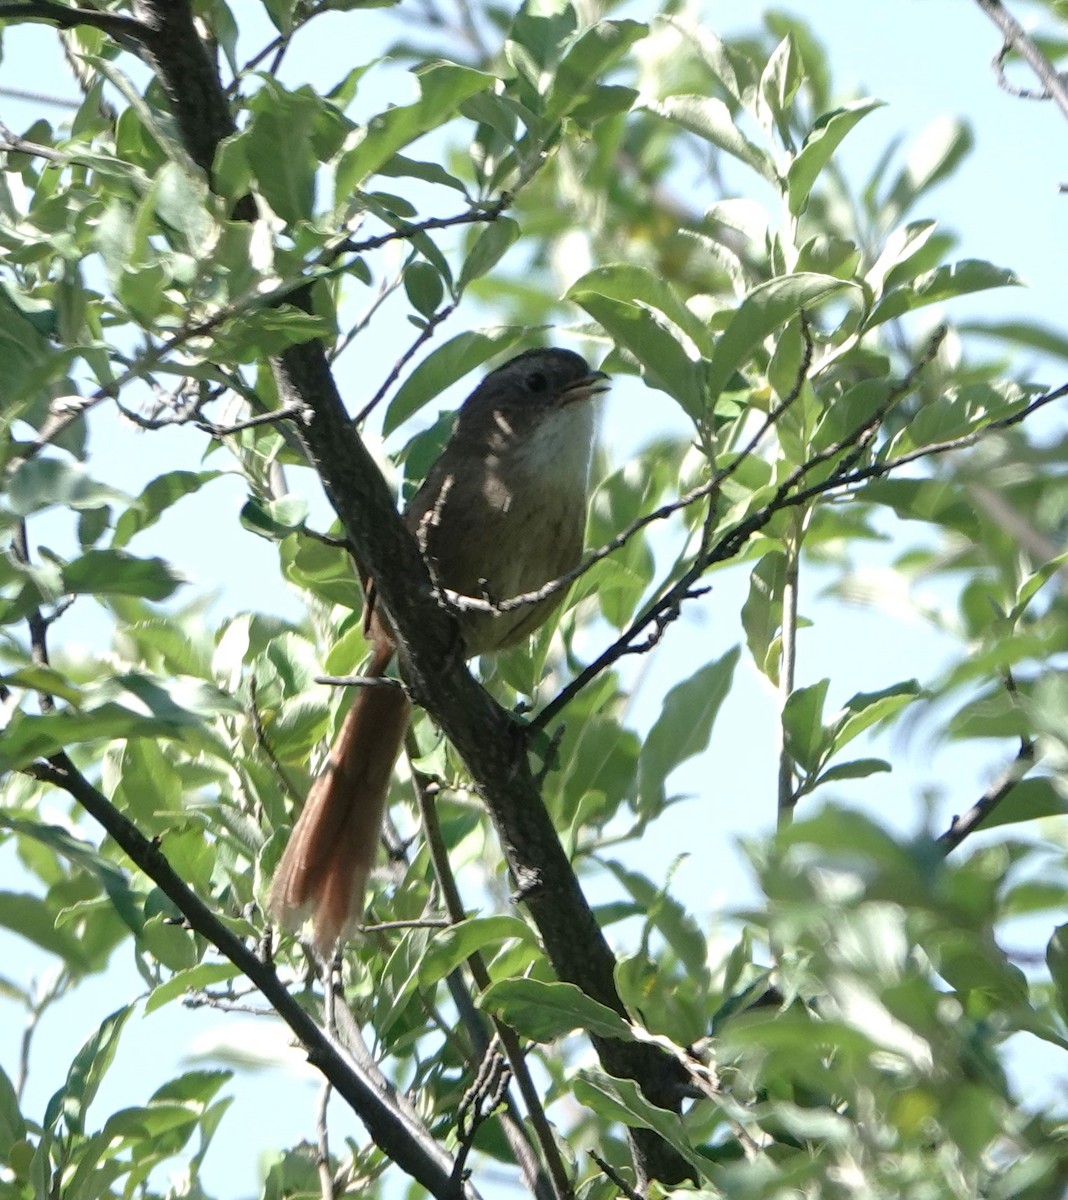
<box><xmin>24</xmin><ymin>753</ymin><xmax>478</xmax><ymax>1200</ymax></box>
<box><xmin>38</xmin><ymin>0</ymin><xmax>695</xmax><ymax>1186</ymax></box>
<box><xmin>973</xmin><ymin>0</ymin><xmax>1068</xmax><ymax>125</ymax></box>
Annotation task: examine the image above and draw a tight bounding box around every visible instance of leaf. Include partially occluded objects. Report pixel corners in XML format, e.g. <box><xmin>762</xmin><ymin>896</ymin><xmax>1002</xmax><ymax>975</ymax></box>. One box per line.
<box><xmin>787</xmin><ymin>99</ymin><xmax>884</xmax><ymax>214</ymax></box>
<box><xmin>417</xmin><ymin>916</ymin><xmax>536</xmax><ymax>988</ymax></box>
<box><xmin>866</xmin><ymin>259</ymin><xmax>1021</xmax><ymax>328</ymax></box>
<box><xmin>885</xmin><ymin>115</ymin><xmax>974</xmax><ymax>218</ymax></box>
<box><xmin>566</xmin><ymin>289</ymin><xmax>703</xmax><ymax>418</ymax></box>
<box><xmin>974</xmin><ymin>777</ymin><xmax>1068</xmax><ymax>832</ymax></box>
<box><xmin>6</xmin><ymin>457</ymin><xmax>129</xmax><ymax>517</ymax></box>
<box><xmin>0</xmin><ymin>891</ymin><xmax>95</xmax><ymax>972</ymax></box>
<box><xmin>566</xmin><ymin>263</ymin><xmax>713</xmax><ymax>355</ymax></box>
<box><xmin>457</xmin><ymin>217</ymin><xmax>521</xmax><ymax>291</ymax></box>
<box><xmin>1048</xmin><ymin>925</ymin><xmax>1068</xmax><ymax>1024</ymax></box>
<box><xmin>544</xmin><ymin>20</ymin><xmax>647</xmax><ymax>122</ymax></box>
<box><xmin>57</xmin><ymin>1005</ymin><xmax>134</xmax><ymax>1135</ymax></box>
<box><xmin>705</xmin><ymin>273</ymin><xmax>855</xmax><ymax>401</ymax></box>
<box><xmin>572</xmin><ymin>1072</ymin><xmax>715</xmax><ymax>1178</ymax></box>
<box><xmin>0</xmin><ymin>1063</ymin><xmax>25</xmax><ymax>1158</ymax></box>
<box><xmin>742</xmin><ymin>551</ymin><xmax>786</xmax><ymax>681</ymax></box>
<box><xmin>649</xmin><ymin>94</ymin><xmax>775</xmax><ymax>182</ymax></box>
<box><xmin>0</xmin><ymin>815</ymin><xmax>142</xmax><ymax>936</ymax></box>
<box><xmin>112</xmin><ymin>471</ymin><xmax>222</xmax><ymax>548</ymax></box>
<box><xmin>828</xmin><ymin>680</ymin><xmax>923</xmax><ymax>751</ymax></box>
<box><xmin>337</xmin><ymin>63</ymin><xmax>494</xmax><ymax>192</ymax></box>
<box><xmin>638</xmin><ymin>647</ymin><xmax>739</xmax><ymax>812</ymax></box>
<box><xmin>383</xmin><ymin>327</ymin><xmax>529</xmax><ymax>434</ymax></box>
<box><xmin>782</xmin><ymin>679</ymin><xmax>830</xmax><ymax>774</ymax></box>
<box><xmin>61</xmin><ymin>549</ymin><xmax>185</xmax><ymax>601</ymax></box>
<box><xmin>478</xmin><ymin>978</ymin><xmax>632</xmax><ymax>1042</ymax></box>
<box><xmin>403</xmin><ymin>260</ymin><xmax>445</xmax><ymax>317</ymax></box>
<box><xmin>814</xmin><ymin>758</ymin><xmax>891</xmax><ymax>786</ymax></box>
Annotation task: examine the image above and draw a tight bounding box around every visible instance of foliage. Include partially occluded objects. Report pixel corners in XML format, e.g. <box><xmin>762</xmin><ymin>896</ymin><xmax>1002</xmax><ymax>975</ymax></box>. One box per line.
<box><xmin>1</xmin><ymin>1</ymin><xmax>1067</xmax><ymax>1198</ymax></box>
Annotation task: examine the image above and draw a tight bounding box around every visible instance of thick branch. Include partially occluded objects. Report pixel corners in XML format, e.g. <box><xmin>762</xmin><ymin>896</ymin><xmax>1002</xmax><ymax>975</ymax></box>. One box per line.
<box><xmin>73</xmin><ymin>3</ymin><xmax>693</xmax><ymax>1184</ymax></box>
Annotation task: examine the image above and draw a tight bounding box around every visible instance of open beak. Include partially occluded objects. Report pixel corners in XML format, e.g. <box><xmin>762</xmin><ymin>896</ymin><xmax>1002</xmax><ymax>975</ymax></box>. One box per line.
<box><xmin>560</xmin><ymin>370</ymin><xmax>610</xmax><ymax>404</ymax></box>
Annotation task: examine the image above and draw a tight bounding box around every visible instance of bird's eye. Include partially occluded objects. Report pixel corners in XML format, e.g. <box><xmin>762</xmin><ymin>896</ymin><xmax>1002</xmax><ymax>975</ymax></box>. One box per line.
<box><xmin>526</xmin><ymin>370</ymin><xmax>548</xmax><ymax>393</ymax></box>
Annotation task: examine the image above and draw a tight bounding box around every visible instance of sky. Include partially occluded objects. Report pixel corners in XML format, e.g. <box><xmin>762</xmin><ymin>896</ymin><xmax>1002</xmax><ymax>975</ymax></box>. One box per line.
<box><xmin>1</xmin><ymin>1</ymin><xmax>1066</xmax><ymax>1196</ymax></box>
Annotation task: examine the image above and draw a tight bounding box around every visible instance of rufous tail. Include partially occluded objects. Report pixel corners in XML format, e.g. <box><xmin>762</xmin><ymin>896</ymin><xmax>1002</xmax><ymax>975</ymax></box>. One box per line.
<box><xmin>268</xmin><ymin>638</ymin><xmax>410</xmax><ymax>957</ymax></box>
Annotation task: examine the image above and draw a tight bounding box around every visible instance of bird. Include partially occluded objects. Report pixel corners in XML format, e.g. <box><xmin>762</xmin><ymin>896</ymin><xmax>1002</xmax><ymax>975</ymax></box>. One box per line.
<box><xmin>268</xmin><ymin>346</ymin><xmax>609</xmax><ymax>956</ymax></box>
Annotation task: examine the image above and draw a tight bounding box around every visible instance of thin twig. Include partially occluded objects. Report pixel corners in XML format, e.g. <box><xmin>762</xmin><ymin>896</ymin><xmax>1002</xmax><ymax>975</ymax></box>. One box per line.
<box><xmin>937</xmin><ymin>738</ymin><xmax>1037</xmax><ymax>852</ymax></box>
<box><xmin>775</xmin><ymin>518</ymin><xmax>802</xmax><ymax>830</ymax></box>
<box><xmin>353</xmin><ymin>302</ymin><xmax>458</xmax><ymax>426</ymax></box>
<box><xmin>340</xmin><ymin>201</ymin><xmax>508</xmax><ymax>257</ymax></box>
<box><xmin>315</xmin><ymin>674</ymin><xmax>405</xmax><ymax>690</ymax></box>
<box><xmin>534</xmin><ymin>327</ymin><xmax>950</xmax><ymax>729</ymax></box>
<box><xmin>974</xmin><ymin>0</ymin><xmax>1068</xmax><ymax>125</ymax></box>
<box><xmin>407</xmin><ymin>737</ymin><xmax>567</xmax><ymax>1200</ymax></box>
<box><xmin>197</xmin><ymin>403</ymin><xmax>309</xmax><ymax>437</ymax></box>
<box><xmin>588</xmin><ymin>1152</ymin><xmax>647</xmax><ymax>1200</ymax></box>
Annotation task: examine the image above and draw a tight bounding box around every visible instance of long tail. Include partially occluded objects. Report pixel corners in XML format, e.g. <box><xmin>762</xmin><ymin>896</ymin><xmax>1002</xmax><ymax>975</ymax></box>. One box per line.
<box><xmin>268</xmin><ymin>638</ymin><xmax>410</xmax><ymax>957</ymax></box>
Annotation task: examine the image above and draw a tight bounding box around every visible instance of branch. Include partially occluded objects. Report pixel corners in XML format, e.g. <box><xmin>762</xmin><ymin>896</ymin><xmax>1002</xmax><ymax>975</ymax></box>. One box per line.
<box><xmin>409</xmin><ymin>739</ymin><xmax>566</xmax><ymax>1200</ymax></box>
<box><xmin>24</xmin><ymin>753</ymin><xmax>477</xmax><ymax>1200</ymax></box>
<box><xmin>973</xmin><ymin>0</ymin><xmax>1068</xmax><ymax>126</ymax></box>
<box><xmin>353</xmin><ymin>302</ymin><xmax>458</xmax><ymax>425</ymax></box>
<box><xmin>340</xmin><ymin>199</ymin><xmax>509</xmax><ymax>258</ymax></box>
<box><xmin>0</xmin><ymin>0</ymin><xmax>146</xmax><ymax>44</ymax></box>
<box><xmin>937</xmin><ymin>738</ymin><xmax>1037</xmax><ymax>852</ymax></box>
<box><xmin>536</xmin><ymin>327</ymin><xmax>946</xmax><ymax>728</ymax></box>
<box><xmin>58</xmin><ymin>3</ymin><xmax>695</xmax><ymax>1182</ymax></box>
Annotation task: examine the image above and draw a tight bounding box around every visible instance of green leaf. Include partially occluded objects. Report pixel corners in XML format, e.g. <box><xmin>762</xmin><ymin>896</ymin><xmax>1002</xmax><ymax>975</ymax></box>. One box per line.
<box><xmin>828</xmin><ymin>680</ymin><xmax>922</xmax><ymax>751</ymax></box>
<box><xmin>544</xmin><ymin>20</ymin><xmax>647</xmax><ymax>123</ymax></box>
<box><xmin>572</xmin><ymin>1071</ymin><xmax>715</xmax><ymax>1177</ymax></box>
<box><xmin>1048</xmin><ymin>924</ymin><xmax>1068</xmax><ymax>1024</ymax></box>
<box><xmin>782</xmin><ymin>679</ymin><xmax>830</xmax><ymax>773</ymax></box>
<box><xmin>814</xmin><ymin>758</ymin><xmax>891</xmax><ymax>786</ymax></box>
<box><xmin>58</xmin><ymin>1005</ymin><xmax>134</xmax><ymax>1135</ymax></box>
<box><xmin>479</xmin><ymin>978</ymin><xmax>632</xmax><ymax>1042</ymax></box>
<box><xmin>0</xmin><ymin>815</ymin><xmax>142</xmax><ymax>936</ymax></box>
<box><xmin>6</xmin><ymin>457</ymin><xmax>129</xmax><ymax>517</ymax></box>
<box><xmin>112</xmin><ymin>471</ymin><xmax>222</xmax><ymax>548</ymax></box>
<box><xmin>974</xmin><ymin>777</ymin><xmax>1068</xmax><ymax>832</ymax></box>
<box><xmin>649</xmin><ymin>94</ymin><xmax>775</xmax><ymax>182</ymax></box>
<box><xmin>337</xmin><ymin>63</ymin><xmax>494</xmax><ymax>192</ymax></box>
<box><xmin>403</xmin><ymin>260</ymin><xmax>445</xmax><ymax>317</ymax></box>
<box><xmin>638</xmin><ymin>647</ymin><xmax>739</xmax><ymax>812</ymax></box>
<box><xmin>244</xmin><ymin>79</ymin><xmax>349</xmax><ymax>223</ymax></box>
<box><xmin>417</xmin><ymin>916</ymin><xmax>536</xmax><ymax>988</ymax></box>
<box><xmin>566</xmin><ymin>289</ymin><xmax>703</xmax><ymax>418</ymax></box>
<box><xmin>0</xmin><ymin>674</ymin><xmax>239</xmax><ymax>770</ymax></box>
<box><xmin>787</xmin><ymin>99</ymin><xmax>884</xmax><ymax>214</ymax></box>
<box><xmin>457</xmin><ymin>217</ymin><xmax>520</xmax><ymax>290</ymax></box>
<box><xmin>742</xmin><ymin>551</ymin><xmax>786</xmax><ymax>681</ymax></box>
<box><xmin>0</xmin><ymin>1063</ymin><xmax>25</xmax><ymax>1158</ymax></box>
<box><xmin>0</xmin><ymin>665</ymin><xmax>84</xmax><ymax>705</ymax></box>
<box><xmin>706</xmin><ymin>273</ymin><xmax>854</xmax><ymax>401</ymax></box>
<box><xmin>867</xmin><ymin>259</ymin><xmax>1021</xmax><ymax>329</ymax></box>
<box><xmin>885</xmin><ymin>115</ymin><xmax>974</xmax><ymax>218</ymax></box>
<box><xmin>566</xmin><ymin>263</ymin><xmax>714</xmax><ymax>356</ymax></box>
<box><xmin>0</xmin><ymin>891</ymin><xmax>95</xmax><ymax>972</ymax></box>
<box><xmin>239</xmin><ymin>495</ymin><xmax>310</xmax><ymax>541</ymax></box>
<box><xmin>61</xmin><ymin>549</ymin><xmax>184</xmax><ymax>601</ymax></box>
<box><xmin>383</xmin><ymin>327</ymin><xmax>529</xmax><ymax>434</ymax></box>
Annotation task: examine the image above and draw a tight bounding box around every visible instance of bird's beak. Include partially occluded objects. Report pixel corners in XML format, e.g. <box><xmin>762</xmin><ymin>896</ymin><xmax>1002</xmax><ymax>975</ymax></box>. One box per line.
<box><xmin>560</xmin><ymin>370</ymin><xmax>610</xmax><ymax>404</ymax></box>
